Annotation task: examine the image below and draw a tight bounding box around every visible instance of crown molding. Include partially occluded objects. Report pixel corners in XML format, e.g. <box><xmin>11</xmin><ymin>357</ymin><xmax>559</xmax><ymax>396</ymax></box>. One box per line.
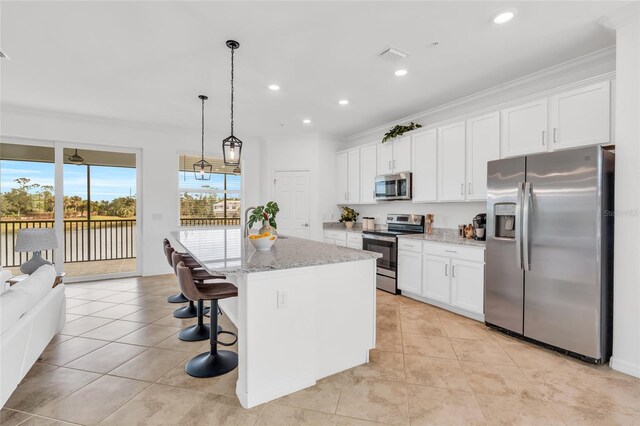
<box><xmin>348</xmin><ymin>45</ymin><xmax>616</xmax><ymax>142</ymax></box>
<box><xmin>599</xmin><ymin>3</ymin><xmax>640</xmax><ymax>31</ymax></box>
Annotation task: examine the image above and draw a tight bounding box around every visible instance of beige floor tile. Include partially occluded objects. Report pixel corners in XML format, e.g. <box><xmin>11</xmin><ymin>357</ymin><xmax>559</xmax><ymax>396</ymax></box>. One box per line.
<box><xmin>333</xmin><ymin>416</ymin><xmax>382</xmax><ymax>426</ymax></box>
<box><xmin>400</xmin><ymin>315</ymin><xmax>447</xmax><ymax>337</ymax></box>
<box><xmin>120</xmin><ymin>307</ymin><xmax>176</xmax><ymax>323</ymax></box>
<box><xmin>90</xmin><ymin>303</ymin><xmax>144</xmax><ymax>319</ymax></box>
<box><xmin>63</xmin><ymin>298</ymin><xmax>90</xmax><ymax>309</ymax></box>
<box><xmin>376</xmin><ymin>317</ymin><xmax>400</xmax><ymax>333</ymax></box>
<box><xmin>550</xmin><ymin>401</ymin><xmax>640</xmax><ymax>425</ymax></box>
<box><xmin>99</xmin><ymin>383</ymin><xmax>206</xmax><ymax>426</ymax></box>
<box><xmin>24</xmin><ymin>362</ymin><xmax>59</xmax><ymax>380</ymax></box>
<box><xmin>257</xmin><ymin>404</ymin><xmax>334</xmax><ymax>426</ymax></box>
<box><xmin>48</xmin><ymin>334</ymin><xmax>74</xmax><ymax>346</ymax></box>
<box><xmin>152</xmin><ymin>313</ymin><xmax>198</xmax><ymax>327</ymax></box>
<box><xmin>180</xmin><ymin>394</ymin><xmax>263</xmax><ymax>426</ymax></box>
<box><xmin>404</xmin><ymin>354</ymin><xmax>471</xmax><ymax>392</ymax></box>
<box><xmin>0</xmin><ymin>408</ymin><xmax>32</xmax><ymax>426</ymax></box>
<box><xmin>274</xmin><ymin>372</ymin><xmax>345</xmax><ymax>414</ymax></box>
<box><xmin>375</xmin><ymin>330</ymin><xmax>403</xmax><ymax>353</ymax></box>
<box><xmin>37</xmin><ymin>375</ymin><xmax>150</xmax><ymax>425</ymax></box>
<box><xmin>156</xmin><ymin>357</ymin><xmax>226</xmax><ymax>394</ymax></box>
<box><xmin>124</xmin><ymin>294</ymin><xmax>169</xmax><ymax>307</ymax></box>
<box><xmin>449</xmin><ymin>338</ymin><xmax>515</xmax><ymax>366</ymax></box>
<box><xmin>475</xmin><ymin>393</ymin><xmax>563</xmax><ymax>426</ymax></box>
<box><xmin>402</xmin><ymin>333</ymin><xmax>457</xmax><ymax>359</ymax></box>
<box><xmin>207</xmin><ymin>368</ymin><xmax>240</xmax><ymax>398</ymax></box>
<box><xmin>336</xmin><ymin>377</ymin><xmax>409</xmax><ymax>425</ymax></box>
<box><xmin>73</xmin><ymin>289</ymin><xmax>121</xmax><ymax>301</ymax></box>
<box><xmin>351</xmin><ymin>350</ymin><xmax>405</xmax><ymax>382</ymax></box>
<box><xmin>16</xmin><ymin>416</ymin><xmax>76</xmax><ymax>426</ymax></box>
<box><xmin>461</xmin><ymin>362</ymin><xmax>540</xmax><ymax>398</ymax></box>
<box><xmin>498</xmin><ymin>340</ymin><xmax>574</xmax><ymax>372</ymax></box>
<box><xmin>407</xmin><ymin>384</ymin><xmax>486</xmax><ymax>426</ymax></box>
<box><xmin>64</xmin><ymin>287</ymin><xmax>90</xmax><ymax>297</ymax></box>
<box><xmin>60</xmin><ymin>316</ymin><xmax>113</xmax><ymax>336</ymax></box>
<box><xmin>109</xmin><ymin>347</ymin><xmax>189</xmax><ymax>381</ymax></box>
<box><xmin>65</xmin><ymin>342</ymin><xmax>148</xmax><ymax>374</ymax></box>
<box><xmin>63</xmin><ymin>313</ymin><xmax>84</xmax><ymax>322</ymax></box>
<box><xmin>80</xmin><ymin>319</ymin><xmax>146</xmax><ymax>341</ymax></box>
<box><xmin>440</xmin><ymin>317</ymin><xmax>493</xmax><ymax>340</ymax></box>
<box><xmin>40</xmin><ymin>337</ymin><xmax>109</xmax><ymax>366</ymax></box>
<box><xmin>154</xmin><ymin>333</ymin><xmax>209</xmax><ymax>352</ymax></box>
<box><xmin>116</xmin><ymin>324</ymin><xmax>181</xmax><ymax>346</ymax></box>
<box><xmin>4</xmin><ymin>367</ymin><xmax>100</xmax><ymax>412</ymax></box>
<box><xmin>98</xmin><ymin>291</ymin><xmax>142</xmax><ymax>304</ymax></box>
<box><xmin>67</xmin><ymin>301</ymin><xmax>117</xmax><ymax>316</ymax></box>
<box><xmin>376</xmin><ymin>290</ymin><xmax>399</xmax><ymax>306</ymax></box>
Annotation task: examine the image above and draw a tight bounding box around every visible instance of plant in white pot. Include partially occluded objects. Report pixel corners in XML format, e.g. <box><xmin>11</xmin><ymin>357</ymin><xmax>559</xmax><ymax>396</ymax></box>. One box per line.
<box><xmin>339</xmin><ymin>206</ymin><xmax>359</xmax><ymax>229</ymax></box>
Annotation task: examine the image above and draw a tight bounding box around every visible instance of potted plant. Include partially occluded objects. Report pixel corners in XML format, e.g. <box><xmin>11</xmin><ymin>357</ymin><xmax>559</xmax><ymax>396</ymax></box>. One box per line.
<box><xmin>247</xmin><ymin>201</ymin><xmax>280</xmax><ymax>236</ymax></box>
<box><xmin>381</xmin><ymin>122</ymin><xmax>423</xmax><ymax>144</ymax></box>
<box><xmin>339</xmin><ymin>206</ymin><xmax>359</xmax><ymax>229</ymax></box>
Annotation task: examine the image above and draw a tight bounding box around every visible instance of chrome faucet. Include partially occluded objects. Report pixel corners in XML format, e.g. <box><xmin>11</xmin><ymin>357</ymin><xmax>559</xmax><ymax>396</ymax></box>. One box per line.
<box><xmin>244</xmin><ymin>206</ymin><xmax>256</xmax><ymax>237</ymax></box>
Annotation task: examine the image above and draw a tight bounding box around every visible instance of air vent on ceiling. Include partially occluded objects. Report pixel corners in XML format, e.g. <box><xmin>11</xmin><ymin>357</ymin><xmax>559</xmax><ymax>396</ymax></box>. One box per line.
<box><xmin>0</xmin><ymin>49</ymin><xmax>10</xmax><ymax>60</ymax></box>
<box><xmin>379</xmin><ymin>46</ymin><xmax>409</xmax><ymax>62</ymax></box>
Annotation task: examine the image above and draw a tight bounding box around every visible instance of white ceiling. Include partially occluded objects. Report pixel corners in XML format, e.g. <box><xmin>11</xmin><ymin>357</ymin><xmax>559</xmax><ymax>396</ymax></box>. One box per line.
<box><xmin>0</xmin><ymin>1</ymin><xmax>624</xmax><ymax>139</ymax></box>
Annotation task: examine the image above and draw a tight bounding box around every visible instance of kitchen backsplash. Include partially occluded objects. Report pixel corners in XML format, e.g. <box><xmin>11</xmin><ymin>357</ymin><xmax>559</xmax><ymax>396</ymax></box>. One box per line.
<box><xmin>331</xmin><ymin>201</ymin><xmax>486</xmax><ymax>229</ymax></box>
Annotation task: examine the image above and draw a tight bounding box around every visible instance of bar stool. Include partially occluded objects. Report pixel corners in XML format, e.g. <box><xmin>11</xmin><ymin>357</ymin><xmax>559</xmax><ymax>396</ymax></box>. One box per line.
<box><xmin>176</xmin><ymin>261</ymin><xmax>238</xmax><ymax>378</ymax></box>
<box><xmin>164</xmin><ymin>238</ymin><xmax>188</xmax><ymax>303</ymax></box>
<box><xmin>164</xmin><ymin>244</ymin><xmax>202</xmax><ymax>318</ymax></box>
<box><xmin>171</xmin><ymin>250</ymin><xmax>226</xmax><ymax>341</ymax></box>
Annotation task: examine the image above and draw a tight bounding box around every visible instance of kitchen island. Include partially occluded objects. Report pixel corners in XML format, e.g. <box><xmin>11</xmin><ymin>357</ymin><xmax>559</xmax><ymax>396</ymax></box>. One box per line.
<box><xmin>171</xmin><ymin>227</ymin><xmax>380</xmax><ymax>408</ymax></box>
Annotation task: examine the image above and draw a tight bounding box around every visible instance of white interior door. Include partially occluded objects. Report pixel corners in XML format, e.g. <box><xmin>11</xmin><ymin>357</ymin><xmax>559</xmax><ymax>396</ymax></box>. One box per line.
<box><xmin>273</xmin><ymin>171</ymin><xmax>311</xmax><ymax>239</ymax></box>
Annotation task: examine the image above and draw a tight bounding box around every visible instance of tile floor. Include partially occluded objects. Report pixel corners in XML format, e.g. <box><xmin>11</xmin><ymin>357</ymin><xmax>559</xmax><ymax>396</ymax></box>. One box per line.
<box><xmin>2</xmin><ymin>275</ymin><xmax>640</xmax><ymax>425</ymax></box>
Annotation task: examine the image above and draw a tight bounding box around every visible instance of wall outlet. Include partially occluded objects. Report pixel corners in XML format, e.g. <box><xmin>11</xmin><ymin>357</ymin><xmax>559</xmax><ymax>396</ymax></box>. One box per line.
<box><xmin>277</xmin><ymin>290</ymin><xmax>288</xmax><ymax>309</ymax></box>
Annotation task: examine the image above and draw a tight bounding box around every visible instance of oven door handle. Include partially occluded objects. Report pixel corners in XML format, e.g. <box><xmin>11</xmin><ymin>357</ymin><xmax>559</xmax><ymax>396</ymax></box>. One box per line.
<box><xmin>363</xmin><ymin>235</ymin><xmax>397</xmax><ymax>243</ymax></box>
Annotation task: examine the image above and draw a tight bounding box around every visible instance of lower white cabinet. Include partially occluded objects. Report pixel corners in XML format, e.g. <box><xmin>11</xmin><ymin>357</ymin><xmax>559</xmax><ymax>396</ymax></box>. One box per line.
<box><xmin>397</xmin><ymin>240</ymin><xmax>485</xmax><ymax>320</ymax></box>
<box><xmin>323</xmin><ymin>230</ymin><xmax>362</xmax><ymax>249</ymax></box>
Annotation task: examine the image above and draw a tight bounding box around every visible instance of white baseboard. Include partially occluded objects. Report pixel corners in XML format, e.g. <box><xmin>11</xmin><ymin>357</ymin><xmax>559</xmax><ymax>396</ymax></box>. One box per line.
<box><xmin>610</xmin><ymin>357</ymin><xmax>640</xmax><ymax>378</ymax></box>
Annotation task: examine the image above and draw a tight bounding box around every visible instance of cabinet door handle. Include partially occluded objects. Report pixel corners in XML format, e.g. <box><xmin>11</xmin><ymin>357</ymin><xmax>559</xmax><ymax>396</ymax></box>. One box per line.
<box><xmin>553</xmin><ymin>128</ymin><xmax>557</xmax><ymax>144</ymax></box>
<box><xmin>542</xmin><ymin>130</ymin><xmax>546</xmax><ymax>146</ymax></box>
<box><xmin>445</xmin><ymin>249</ymin><xmax>457</xmax><ymax>253</ymax></box>
<box><xmin>388</xmin><ymin>160</ymin><xmax>392</xmax><ymax>171</ymax></box>
<box><xmin>344</xmin><ymin>192</ymin><xmax>347</xmax><ymax>201</ymax></box>
<box><xmin>468</xmin><ymin>183</ymin><xmax>472</xmax><ymax>195</ymax></box>
<box><xmin>460</xmin><ymin>184</ymin><xmax>464</xmax><ymax>195</ymax></box>
<box><xmin>393</xmin><ymin>160</ymin><xmax>397</xmax><ymax>169</ymax></box>
<box><xmin>445</xmin><ymin>264</ymin><xmax>448</xmax><ymax>277</ymax></box>
<box><xmin>452</xmin><ymin>265</ymin><xmax>456</xmax><ymax>278</ymax></box>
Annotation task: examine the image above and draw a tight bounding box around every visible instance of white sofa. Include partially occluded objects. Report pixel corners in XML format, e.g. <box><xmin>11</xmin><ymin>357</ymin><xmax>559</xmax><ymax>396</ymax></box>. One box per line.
<box><xmin>0</xmin><ymin>265</ymin><xmax>66</xmax><ymax>408</ymax></box>
<box><xmin>1</xmin><ymin>266</ymin><xmax>12</xmax><ymax>291</ymax></box>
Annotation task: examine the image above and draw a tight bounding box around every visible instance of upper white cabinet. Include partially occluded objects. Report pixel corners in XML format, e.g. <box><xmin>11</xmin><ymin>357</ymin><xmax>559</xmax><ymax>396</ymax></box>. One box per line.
<box><xmin>336</xmin><ymin>149</ymin><xmax>360</xmax><ymax>204</ymax></box>
<box><xmin>466</xmin><ymin>112</ymin><xmax>500</xmax><ymax>200</ymax></box>
<box><xmin>501</xmin><ymin>99</ymin><xmax>548</xmax><ymax>158</ymax></box>
<box><xmin>359</xmin><ymin>145</ymin><xmax>377</xmax><ymax>204</ymax></box>
<box><xmin>412</xmin><ymin>129</ymin><xmax>438</xmax><ymax>202</ymax></box>
<box><xmin>438</xmin><ymin>121</ymin><xmax>466</xmax><ymax>201</ymax></box>
<box><xmin>549</xmin><ymin>81</ymin><xmax>611</xmax><ymax>151</ymax></box>
<box><xmin>377</xmin><ymin>136</ymin><xmax>411</xmax><ymax>175</ymax></box>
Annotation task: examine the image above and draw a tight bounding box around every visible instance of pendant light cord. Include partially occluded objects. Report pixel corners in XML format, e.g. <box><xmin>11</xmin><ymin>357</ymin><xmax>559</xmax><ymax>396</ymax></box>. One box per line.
<box><xmin>201</xmin><ymin>96</ymin><xmax>205</xmax><ymax>159</ymax></box>
<box><xmin>230</xmin><ymin>46</ymin><xmax>235</xmax><ymax>136</ymax></box>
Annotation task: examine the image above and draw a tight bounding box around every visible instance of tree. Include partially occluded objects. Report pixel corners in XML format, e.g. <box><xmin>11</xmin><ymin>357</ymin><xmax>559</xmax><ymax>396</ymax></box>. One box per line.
<box><xmin>2</xmin><ymin>178</ymin><xmax>38</xmax><ymax>217</ymax></box>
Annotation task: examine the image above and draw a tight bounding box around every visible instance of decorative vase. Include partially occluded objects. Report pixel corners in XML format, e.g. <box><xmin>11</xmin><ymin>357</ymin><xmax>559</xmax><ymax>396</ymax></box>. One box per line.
<box><xmin>344</xmin><ymin>221</ymin><xmax>354</xmax><ymax>229</ymax></box>
<box><xmin>258</xmin><ymin>220</ymin><xmax>277</xmax><ymax>236</ymax></box>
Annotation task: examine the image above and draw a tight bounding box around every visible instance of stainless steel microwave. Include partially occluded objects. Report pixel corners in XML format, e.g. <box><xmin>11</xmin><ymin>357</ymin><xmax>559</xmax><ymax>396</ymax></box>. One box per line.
<box><xmin>374</xmin><ymin>172</ymin><xmax>412</xmax><ymax>201</ymax></box>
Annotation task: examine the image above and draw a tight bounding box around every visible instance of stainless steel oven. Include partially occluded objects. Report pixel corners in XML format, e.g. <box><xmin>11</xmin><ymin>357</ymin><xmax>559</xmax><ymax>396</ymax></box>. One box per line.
<box><xmin>374</xmin><ymin>173</ymin><xmax>412</xmax><ymax>201</ymax></box>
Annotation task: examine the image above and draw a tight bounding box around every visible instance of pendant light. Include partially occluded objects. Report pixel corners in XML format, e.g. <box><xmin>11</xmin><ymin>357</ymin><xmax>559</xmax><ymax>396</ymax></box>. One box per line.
<box><xmin>222</xmin><ymin>40</ymin><xmax>243</xmax><ymax>166</ymax></box>
<box><xmin>67</xmin><ymin>149</ymin><xmax>85</xmax><ymax>165</ymax></box>
<box><xmin>193</xmin><ymin>94</ymin><xmax>212</xmax><ymax>180</ymax></box>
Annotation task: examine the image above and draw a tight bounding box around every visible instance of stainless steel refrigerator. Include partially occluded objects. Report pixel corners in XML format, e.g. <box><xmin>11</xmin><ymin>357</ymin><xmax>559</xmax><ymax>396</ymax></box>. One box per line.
<box><xmin>485</xmin><ymin>145</ymin><xmax>614</xmax><ymax>363</ymax></box>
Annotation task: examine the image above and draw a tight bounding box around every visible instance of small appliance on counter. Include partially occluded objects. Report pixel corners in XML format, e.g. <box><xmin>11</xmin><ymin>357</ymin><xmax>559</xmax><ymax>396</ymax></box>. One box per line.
<box><xmin>472</xmin><ymin>213</ymin><xmax>486</xmax><ymax>241</ymax></box>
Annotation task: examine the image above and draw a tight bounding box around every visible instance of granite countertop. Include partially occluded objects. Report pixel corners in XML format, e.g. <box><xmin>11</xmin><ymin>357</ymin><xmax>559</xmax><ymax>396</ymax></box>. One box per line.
<box><xmin>171</xmin><ymin>227</ymin><xmax>381</xmax><ymax>274</ymax></box>
<box><xmin>398</xmin><ymin>228</ymin><xmax>486</xmax><ymax>248</ymax></box>
<box><xmin>323</xmin><ymin>222</ymin><xmax>382</xmax><ymax>234</ymax></box>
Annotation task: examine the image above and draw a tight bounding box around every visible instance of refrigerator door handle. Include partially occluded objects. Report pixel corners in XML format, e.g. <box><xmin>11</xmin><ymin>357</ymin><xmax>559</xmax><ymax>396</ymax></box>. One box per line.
<box><xmin>523</xmin><ymin>181</ymin><xmax>532</xmax><ymax>271</ymax></box>
<box><xmin>515</xmin><ymin>182</ymin><xmax>524</xmax><ymax>270</ymax></box>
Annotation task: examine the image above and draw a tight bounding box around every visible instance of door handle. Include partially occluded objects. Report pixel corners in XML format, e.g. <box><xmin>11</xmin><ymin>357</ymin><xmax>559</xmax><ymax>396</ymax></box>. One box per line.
<box><xmin>541</xmin><ymin>130</ymin><xmax>545</xmax><ymax>146</ymax></box>
<box><xmin>388</xmin><ymin>160</ymin><xmax>392</xmax><ymax>171</ymax></box>
<box><xmin>515</xmin><ymin>182</ymin><xmax>524</xmax><ymax>270</ymax></box>
<box><xmin>553</xmin><ymin>128</ymin><xmax>557</xmax><ymax>144</ymax></box>
<box><xmin>468</xmin><ymin>183</ymin><xmax>472</xmax><ymax>195</ymax></box>
<box><xmin>460</xmin><ymin>184</ymin><xmax>464</xmax><ymax>195</ymax></box>
<box><xmin>523</xmin><ymin>182</ymin><xmax>532</xmax><ymax>271</ymax></box>
<box><xmin>452</xmin><ymin>265</ymin><xmax>456</xmax><ymax>278</ymax></box>
<box><xmin>444</xmin><ymin>264</ymin><xmax>448</xmax><ymax>277</ymax></box>
<box><xmin>301</xmin><ymin>223</ymin><xmax>309</xmax><ymax>227</ymax></box>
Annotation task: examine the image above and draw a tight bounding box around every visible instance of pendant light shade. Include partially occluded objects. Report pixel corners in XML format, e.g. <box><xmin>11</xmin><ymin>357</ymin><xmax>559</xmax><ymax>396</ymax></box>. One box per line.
<box><xmin>194</xmin><ymin>94</ymin><xmax>212</xmax><ymax>180</ymax></box>
<box><xmin>222</xmin><ymin>40</ymin><xmax>243</xmax><ymax>166</ymax></box>
<box><xmin>67</xmin><ymin>149</ymin><xmax>85</xmax><ymax>165</ymax></box>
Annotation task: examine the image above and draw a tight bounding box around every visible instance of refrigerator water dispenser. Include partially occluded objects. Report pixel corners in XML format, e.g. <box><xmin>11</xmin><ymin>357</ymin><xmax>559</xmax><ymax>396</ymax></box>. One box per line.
<box><xmin>494</xmin><ymin>203</ymin><xmax>516</xmax><ymax>239</ymax></box>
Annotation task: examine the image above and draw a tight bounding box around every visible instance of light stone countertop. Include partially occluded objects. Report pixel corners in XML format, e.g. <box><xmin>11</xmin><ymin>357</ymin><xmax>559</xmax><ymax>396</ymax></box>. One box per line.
<box><xmin>398</xmin><ymin>228</ymin><xmax>486</xmax><ymax>248</ymax></box>
<box><xmin>171</xmin><ymin>227</ymin><xmax>381</xmax><ymax>274</ymax></box>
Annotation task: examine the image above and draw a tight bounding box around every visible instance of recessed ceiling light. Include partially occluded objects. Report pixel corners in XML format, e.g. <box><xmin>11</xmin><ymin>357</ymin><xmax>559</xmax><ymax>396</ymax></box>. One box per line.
<box><xmin>302</xmin><ymin>119</ymin><xmax>311</xmax><ymax>124</ymax></box>
<box><xmin>395</xmin><ymin>69</ymin><xmax>408</xmax><ymax>77</ymax></box>
<box><xmin>338</xmin><ymin>99</ymin><xmax>349</xmax><ymax>105</ymax></box>
<box><xmin>492</xmin><ymin>10</ymin><xmax>516</xmax><ymax>24</ymax></box>
<box><xmin>268</xmin><ymin>84</ymin><xmax>280</xmax><ymax>91</ymax></box>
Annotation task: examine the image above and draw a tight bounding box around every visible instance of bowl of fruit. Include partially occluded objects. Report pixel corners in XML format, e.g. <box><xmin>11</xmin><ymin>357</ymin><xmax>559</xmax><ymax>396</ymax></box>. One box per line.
<box><xmin>247</xmin><ymin>231</ymin><xmax>277</xmax><ymax>251</ymax></box>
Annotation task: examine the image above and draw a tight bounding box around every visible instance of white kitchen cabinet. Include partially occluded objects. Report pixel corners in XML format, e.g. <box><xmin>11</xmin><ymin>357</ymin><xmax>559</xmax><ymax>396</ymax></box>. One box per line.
<box><xmin>347</xmin><ymin>149</ymin><xmax>360</xmax><ymax>204</ymax></box>
<box><xmin>336</xmin><ymin>151</ymin><xmax>349</xmax><ymax>205</ymax></box>
<box><xmin>398</xmin><ymin>250</ymin><xmax>422</xmax><ymax>295</ymax></box>
<box><xmin>412</xmin><ymin>129</ymin><xmax>438</xmax><ymax>202</ymax></box>
<box><xmin>376</xmin><ymin>136</ymin><xmax>412</xmax><ymax>175</ymax></box>
<box><xmin>359</xmin><ymin>145</ymin><xmax>378</xmax><ymax>203</ymax></box>
<box><xmin>324</xmin><ymin>230</ymin><xmax>347</xmax><ymax>246</ymax></box>
<box><xmin>393</xmin><ymin>136</ymin><xmax>412</xmax><ymax>172</ymax></box>
<box><xmin>450</xmin><ymin>259</ymin><xmax>484</xmax><ymax>316</ymax></box>
<box><xmin>466</xmin><ymin>112</ymin><xmax>500</xmax><ymax>201</ymax></box>
<box><xmin>549</xmin><ymin>81</ymin><xmax>611</xmax><ymax>151</ymax></box>
<box><xmin>422</xmin><ymin>254</ymin><xmax>450</xmax><ymax>304</ymax></box>
<box><xmin>347</xmin><ymin>233</ymin><xmax>363</xmax><ymax>250</ymax></box>
<box><xmin>438</xmin><ymin>121</ymin><xmax>466</xmax><ymax>201</ymax></box>
<box><xmin>501</xmin><ymin>99</ymin><xmax>548</xmax><ymax>158</ymax></box>
<box><xmin>377</xmin><ymin>142</ymin><xmax>394</xmax><ymax>175</ymax></box>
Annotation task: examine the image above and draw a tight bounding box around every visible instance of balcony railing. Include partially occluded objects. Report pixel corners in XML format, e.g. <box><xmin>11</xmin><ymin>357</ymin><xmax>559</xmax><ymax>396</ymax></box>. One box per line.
<box><xmin>180</xmin><ymin>217</ymin><xmax>240</xmax><ymax>227</ymax></box>
<box><xmin>1</xmin><ymin>219</ymin><xmax>136</xmax><ymax>267</ymax></box>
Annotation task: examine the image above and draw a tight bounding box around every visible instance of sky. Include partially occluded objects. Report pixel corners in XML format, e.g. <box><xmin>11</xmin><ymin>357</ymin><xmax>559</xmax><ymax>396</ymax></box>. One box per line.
<box><xmin>1</xmin><ymin>160</ymin><xmax>137</xmax><ymax>201</ymax></box>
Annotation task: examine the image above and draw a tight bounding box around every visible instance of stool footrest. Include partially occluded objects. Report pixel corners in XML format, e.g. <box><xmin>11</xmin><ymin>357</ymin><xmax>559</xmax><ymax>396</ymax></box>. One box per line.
<box><xmin>216</xmin><ymin>330</ymin><xmax>238</xmax><ymax>347</ymax></box>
